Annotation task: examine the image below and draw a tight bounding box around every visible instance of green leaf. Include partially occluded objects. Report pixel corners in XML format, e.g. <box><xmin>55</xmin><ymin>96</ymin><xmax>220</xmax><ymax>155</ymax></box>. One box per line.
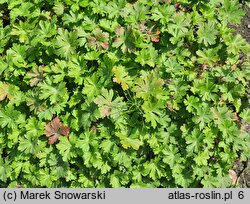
<box><xmin>194</xmin><ymin>148</ymin><xmax>210</xmax><ymax>166</ymax></box>
<box><xmin>39</xmin><ymin>168</ymin><xmax>57</xmax><ymax>187</ymax></box>
<box><xmin>211</xmin><ymin>105</ymin><xmax>234</xmax><ymax>126</ymax></box>
<box><xmin>0</xmin><ymin>0</ymin><xmax>249</xmax><ymax>189</ymax></box>
<box><xmin>56</xmin><ymin>136</ymin><xmax>72</xmax><ymax>162</ymax></box>
<box><xmin>38</xmin><ymin>78</ymin><xmax>69</xmax><ymax>105</ymax></box>
<box><xmin>18</xmin><ymin>134</ymin><xmax>37</xmax><ymax>154</ymax></box>
<box><xmin>151</xmin><ymin>4</ymin><xmax>175</xmax><ymax>25</ymax></box>
<box><xmin>162</xmin><ymin>145</ymin><xmax>183</xmax><ymax>168</ymax></box>
<box><xmin>101</xmin><ymin>162</ymin><xmax>111</xmax><ymax>174</ymax></box>
<box><xmin>142</xmin><ymin>161</ymin><xmax>163</xmax><ymax>180</ymax></box>
<box><xmin>224</xmin><ymin>34</ymin><xmax>250</xmax><ymax>54</ymax></box>
<box><xmin>196</xmin><ymin>49</ymin><xmax>219</xmax><ymax>65</ymax></box>
<box><xmin>185</xmin><ymin>128</ymin><xmax>204</xmax><ymax>154</ymax></box>
<box><xmin>53</xmin><ymin>2</ymin><xmax>65</xmax><ymax>15</ymax></box>
<box><xmin>219</xmin><ymin>0</ymin><xmax>246</xmax><ymax>24</ymax></box>
<box><xmin>113</xmin><ymin>151</ymin><xmax>132</xmax><ymax>167</ymax></box>
<box><xmin>62</xmin><ymin>10</ymin><xmax>83</xmax><ymax>26</ymax></box>
<box><xmin>9</xmin><ymin>2</ymin><xmax>34</xmax><ymax>21</ymax></box>
<box><xmin>82</xmin><ymin>74</ymin><xmax>102</xmax><ymax>100</ymax></box>
<box><xmin>240</xmin><ymin>109</ymin><xmax>250</xmax><ymax>123</ymax></box>
<box><xmin>0</xmin><ymin>106</ymin><xmax>25</xmax><ymax>129</ymax></box>
<box><xmin>192</xmin><ymin>103</ymin><xmax>213</xmax><ymax>130</ymax></box>
<box><xmin>135</xmin><ymin>45</ymin><xmax>158</xmax><ymax>67</ymax></box>
<box><xmin>184</xmin><ymin>95</ymin><xmax>200</xmax><ymax>112</ymax></box>
<box><xmin>0</xmin><ymin>157</ymin><xmax>11</xmax><ymax>182</ymax></box>
<box><xmin>100</xmin><ymin>139</ymin><xmax>113</xmax><ymax>153</ymax></box>
<box><xmin>121</xmin><ymin>2</ymin><xmax>148</xmax><ymax>24</ymax></box>
<box><xmin>141</xmin><ymin>100</ymin><xmax>165</xmax><ymax>129</ymax></box>
<box><xmin>54</xmin><ymin>28</ymin><xmax>78</xmax><ymax>59</ymax></box>
<box><xmin>197</xmin><ymin>21</ymin><xmax>218</xmax><ymax>46</ymax></box>
<box><xmin>110</xmin><ymin>171</ymin><xmax>121</xmax><ymax>188</ymax></box>
<box><xmin>167</xmin><ymin>11</ymin><xmax>191</xmax><ymax>43</ymax></box>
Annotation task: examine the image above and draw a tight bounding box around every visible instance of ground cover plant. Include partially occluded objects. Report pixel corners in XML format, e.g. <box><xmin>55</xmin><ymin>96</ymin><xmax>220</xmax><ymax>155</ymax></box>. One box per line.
<box><xmin>0</xmin><ymin>0</ymin><xmax>250</xmax><ymax>188</ymax></box>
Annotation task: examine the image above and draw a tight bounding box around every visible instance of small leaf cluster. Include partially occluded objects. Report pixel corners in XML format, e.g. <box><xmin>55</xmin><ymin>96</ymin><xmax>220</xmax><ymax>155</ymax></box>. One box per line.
<box><xmin>0</xmin><ymin>0</ymin><xmax>249</xmax><ymax>187</ymax></box>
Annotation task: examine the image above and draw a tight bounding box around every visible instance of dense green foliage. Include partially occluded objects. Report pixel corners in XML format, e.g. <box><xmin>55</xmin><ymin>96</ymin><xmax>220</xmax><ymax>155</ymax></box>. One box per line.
<box><xmin>0</xmin><ymin>0</ymin><xmax>250</xmax><ymax>188</ymax></box>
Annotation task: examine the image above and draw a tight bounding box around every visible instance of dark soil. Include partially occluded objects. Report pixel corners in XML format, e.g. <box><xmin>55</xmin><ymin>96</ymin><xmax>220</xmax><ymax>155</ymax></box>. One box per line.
<box><xmin>229</xmin><ymin>4</ymin><xmax>250</xmax><ymax>43</ymax></box>
<box><xmin>238</xmin><ymin>160</ymin><xmax>250</xmax><ymax>187</ymax></box>
<box><xmin>230</xmin><ymin>3</ymin><xmax>250</xmax><ymax>188</ymax></box>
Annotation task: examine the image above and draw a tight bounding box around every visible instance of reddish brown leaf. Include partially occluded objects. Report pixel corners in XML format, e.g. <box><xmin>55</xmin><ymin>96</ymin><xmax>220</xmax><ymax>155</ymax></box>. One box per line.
<box><xmin>138</xmin><ymin>21</ymin><xmax>160</xmax><ymax>43</ymax></box>
<box><xmin>101</xmin><ymin>42</ymin><xmax>109</xmax><ymax>49</ymax></box>
<box><xmin>174</xmin><ymin>2</ymin><xmax>181</xmax><ymax>10</ymax></box>
<box><xmin>90</xmin><ymin>126</ymin><xmax>98</xmax><ymax>132</ymax></box>
<box><xmin>151</xmin><ymin>30</ymin><xmax>161</xmax><ymax>42</ymax></box>
<box><xmin>61</xmin><ymin>125</ymin><xmax>70</xmax><ymax>137</ymax></box>
<box><xmin>44</xmin><ymin>116</ymin><xmax>70</xmax><ymax>144</ymax></box>
<box><xmin>48</xmin><ymin>133</ymin><xmax>60</xmax><ymax>145</ymax></box>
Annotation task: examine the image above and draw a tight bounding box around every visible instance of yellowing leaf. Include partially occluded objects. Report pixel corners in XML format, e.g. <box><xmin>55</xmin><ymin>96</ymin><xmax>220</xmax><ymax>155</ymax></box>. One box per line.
<box><xmin>26</xmin><ymin>65</ymin><xmax>44</xmax><ymax>87</ymax></box>
<box><xmin>0</xmin><ymin>82</ymin><xmax>8</xmax><ymax>101</ymax></box>
<box><xmin>229</xmin><ymin>169</ymin><xmax>238</xmax><ymax>185</ymax></box>
<box><xmin>132</xmin><ymin>70</ymin><xmax>165</xmax><ymax>100</ymax></box>
<box><xmin>120</xmin><ymin>137</ymin><xmax>143</xmax><ymax>150</ymax></box>
<box><xmin>115</xmin><ymin>129</ymin><xmax>143</xmax><ymax>150</ymax></box>
<box><xmin>112</xmin><ymin>66</ymin><xmax>132</xmax><ymax>90</ymax></box>
<box><xmin>94</xmin><ymin>89</ymin><xmax>113</xmax><ymax>117</ymax></box>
